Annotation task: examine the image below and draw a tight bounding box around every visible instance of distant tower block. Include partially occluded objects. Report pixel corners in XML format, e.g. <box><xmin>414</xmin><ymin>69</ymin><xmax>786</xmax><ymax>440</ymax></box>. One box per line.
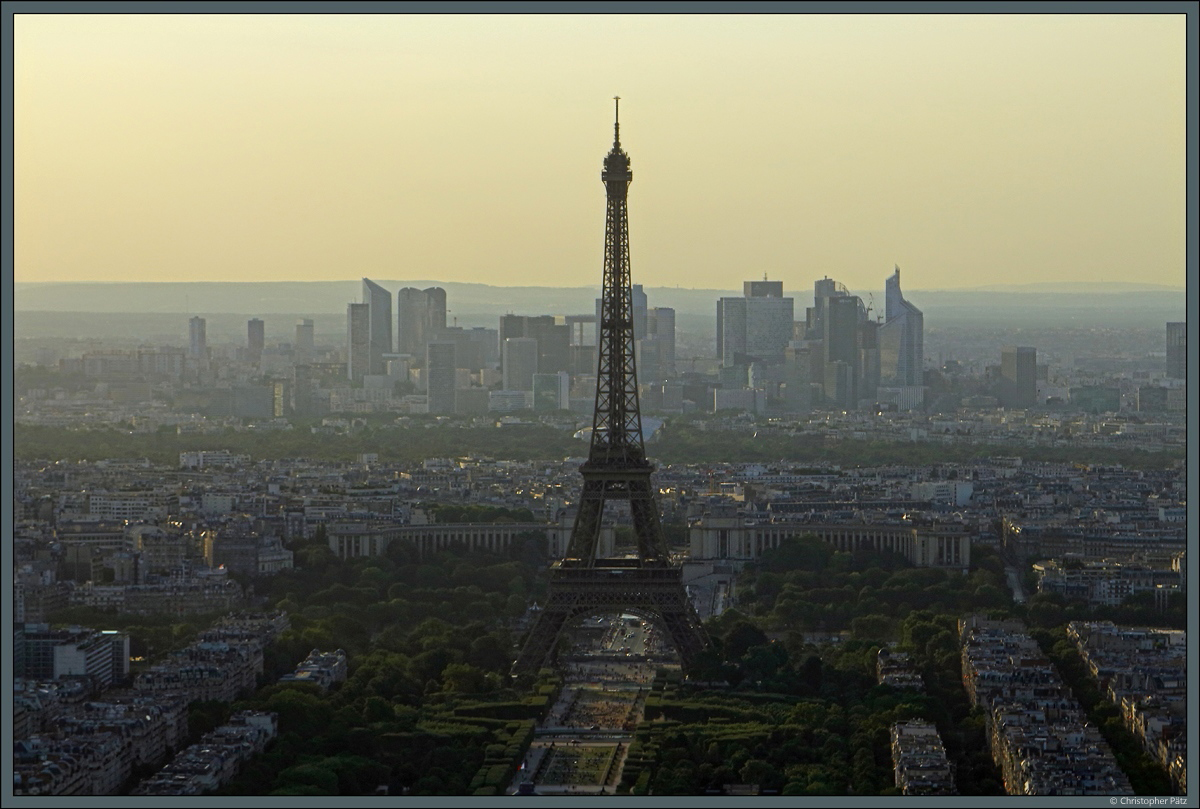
<box><xmin>426</xmin><ymin>340</ymin><xmax>457</xmax><ymax>414</ymax></box>
<box><xmin>512</xmin><ymin>100</ymin><xmax>708</xmax><ymax>681</ymax></box>
<box><xmin>363</xmin><ymin>278</ymin><xmax>393</xmax><ymax>376</ymax></box>
<box><xmin>397</xmin><ymin>287</ymin><xmax>447</xmax><ymax>359</ymax></box>
<box><xmin>502</xmin><ymin>337</ymin><xmax>539</xmax><ymax>392</ymax></box>
<box><xmin>188</xmin><ymin>316</ymin><xmax>207</xmax><ymax>360</ymax></box>
<box><xmin>1001</xmin><ymin>346</ymin><xmax>1037</xmax><ymax>409</ymax></box>
<box><xmin>295</xmin><ymin>319</ymin><xmax>315</xmax><ymax>363</ymax></box>
<box><xmin>1166</xmin><ymin>322</ymin><xmax>1186</xmax><ymax>379</ymax></box>
<box><xmin>346</xmin><ymin>303</ymin><xmax>370</xmax><ymax>382</ymax></box>
<box><xmin>247</xmin><ymin>318</ymin><xmax>265</xmax><ymax>364</ymax></box>
<box><xmin>879</xmin><ymin>267</ymin><xmax>923</xmax><ymax>387</ymax></box>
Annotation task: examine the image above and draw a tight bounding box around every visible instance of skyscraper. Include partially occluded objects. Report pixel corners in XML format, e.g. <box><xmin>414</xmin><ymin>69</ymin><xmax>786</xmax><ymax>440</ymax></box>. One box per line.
<box><xmin>716</xmin><ymin>297</ymin><xmax>746</xmax><ymax>367</ymax></box>
<box><xmin>499</xmin><ymin>314</ymin><xmax>528</xmax><ymax>344</ymax></box>
<box><xmin>823</xmin><ymin>295</ymin><xmax>861</xmax><ymax>407</ymax></box>
<box><xmin>362</xmin><ymin>278</ymin><xmax>393</xmax><ymax>375</ymax></box>
<box><xmin>434</xmin><ymin>326</ymin><xmax>485</xmax><ymax>372</ymax></box>
<box><xmin>425</xmin><ymin>286</ymin><xmax>447</xmax><ymax>336</ymax></box>
<box><xmin>346</xmin><ymin>303</ymin><xmax>370</xmax><ymax>382</ymax></box>
<box><xmin>744</xmin><ymin>279</ymin><xmax>783</xmax><ymax>298</ymax></box>
<box><xmin>635</xmin><ymin>337</ymin><xmax>664</xmax><ymax>386</ymax></box>
<box><xmin>396</xmin><ymin>288</ymin><xmax>424</xmax><ymax>356</ymax></box>
<box><xmin>782</xmin><ymin>343</ymin><xmax>814</xmax><ymax>413</ymax></box>
<box><xmin>1000</xmin><ymin>346</ymin><xmax>1037</xmax><ymax>409</ymax></box>
<box><xmin>632</xmin><ymin>283</ymin><xmax>648</xmax><ymax>343</ymax></box>
<box><xmin>502</xmin><ymin>337</ymin><xmax>539</xmax><ymax>391</ymax></box>
<box><xmin>188</xmin><ymin>316</ymin><xmax>207</xmax><ymax>360</ymax></box>
<box><xmin>292</xmin><ymin>363</ymin><xmax>315</xmax><ymax>416</ymax></box>
<box><xmin>1166</xmin><ymin>322</ymin><xmax>1186</xmax><ymax>379</ymax></box>
<box><xmin>532</xmin><ymin>372</ymin><xmax>570</xmax><ymax>412</ymax></box>
<box><xmin>247</xmin><ymin>318</ymin><xmax>265</xmax><ymax>364</ymax></box>
<box><xmin>806</xmin><ymin>277</ymin><xmax>843</xmax><ymax>341</ymax></box>
<box><xmin>294</xmin><ymin>319</ymin><xmax>315</xmax><ymax>364</ymax></box>
<box><xmin>426</xmin><ymin>340</ymin><xmax>457</xmax><ymax>414</ymax></box>
<box><xmin>879</xmin><ymin>266</ymin><xmax>924</xmax><ymax>387</ymax></box>
<box><xmin>745</xmin><ymin>285</ymin><xmax>793</xmax><ymax>367</ymax></box>
<box><xmin>716</xmin><ymin>280</ymin><xmax>794</xmax><ymax>368</ymax></box>
<box><xmin>803</xmin><ymin>277</ymin><xmax>890</xmax><ymax>409</ymax></box>
<box><xmin>823</xmin><ymin>296</ymin><xmax>859</xmax><ymax>366</ymax></box>
<box><xmin>857</xmin><ymin>317</ymin><xmax>880</xmax><ymax>404</ymax></box>
<box><xmin>644</xmin><ymin>306</ymin><xmax>676</xmax><ymax>380</ymax></box>
<box><xmin>397</xmin><ymin>287</ymin><xmax>447</xmax><ymax>358</ymax></box>
<box><xmin>500</xmin><ymin>315</ymin><xmax>570</xmax><ymax>375</ymax></box>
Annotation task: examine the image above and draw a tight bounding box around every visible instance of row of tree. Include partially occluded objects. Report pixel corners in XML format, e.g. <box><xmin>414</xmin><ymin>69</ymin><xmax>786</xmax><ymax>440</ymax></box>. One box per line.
<box><xmin>16</xmin><ymin>420</ymin><xmax>1182</xmax><ymax>469</ymax></box>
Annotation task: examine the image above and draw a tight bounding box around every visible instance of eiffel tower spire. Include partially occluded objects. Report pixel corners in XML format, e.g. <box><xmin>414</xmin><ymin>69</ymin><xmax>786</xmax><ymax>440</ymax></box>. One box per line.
<box><xmin>512</xmin><ymin>102</ymin><xmax>708</xmax><ymax>680</ymax></box>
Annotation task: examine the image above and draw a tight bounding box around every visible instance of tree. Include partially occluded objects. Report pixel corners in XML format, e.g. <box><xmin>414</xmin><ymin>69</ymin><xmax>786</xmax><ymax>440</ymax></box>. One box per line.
<box><xmin>362</xmin><ymin>696</ymin><xmax>394</xmax><ymax>723</ymax></box>
<box><xmin>724</xmin><ymin>621</ymin><xmax>769</xmax><ymax>660</ymax></box>
<box><xmin>276</xmin><ymin>763</ymin><xmax>339</xmax><ymax>795</ymax></box>
<box><xmin>187</xmin><ymin>700</ymin><xmax>232</xmax><ymax>744</ymax></box>
<box><xmin>264</xmin><ymin>687</ymin><xmax>332</xmax><ymax>736</ymax></box>
<box><xmin>441</xmin><ymin>663</ymin><xmax>490</xmax><ymax>694</ymax></box>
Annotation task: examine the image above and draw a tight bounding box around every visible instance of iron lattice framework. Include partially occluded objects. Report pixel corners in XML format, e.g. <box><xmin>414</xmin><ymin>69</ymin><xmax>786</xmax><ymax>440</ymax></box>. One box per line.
<box><xmin>512</xmin><ymin>100</ymin><xmax>709</xmax><ymax>679</ymax></box>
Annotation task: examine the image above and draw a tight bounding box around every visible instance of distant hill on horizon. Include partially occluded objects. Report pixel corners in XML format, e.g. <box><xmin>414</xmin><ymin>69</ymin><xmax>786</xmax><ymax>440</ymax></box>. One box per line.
<box><xmin>13</xmin><ymin>280</ymin><xmax>1186</xmax><ymax>340</ymax></box>
<box><xmin>946</xmin><ymin>281</ymin><xmax>1185</xmax><ymax>293</ymax></box>
<box><xmin>13</xmin><ymin>278</ymin><xmax>1185</xmax><ymax>314</ymax></box>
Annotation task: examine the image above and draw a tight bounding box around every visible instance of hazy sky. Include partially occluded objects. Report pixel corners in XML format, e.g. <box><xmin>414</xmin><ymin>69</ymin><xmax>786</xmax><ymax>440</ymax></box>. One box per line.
<box><xmin>14</xmin><ymin>13</ymin><xmax>1186</xmax><ymax>294</ymax></box>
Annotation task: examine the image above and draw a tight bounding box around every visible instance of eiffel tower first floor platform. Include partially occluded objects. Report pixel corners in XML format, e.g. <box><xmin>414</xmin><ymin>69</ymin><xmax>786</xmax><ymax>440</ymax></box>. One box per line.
<box><xmin>511</xmin><ymin>558</ymin><xmax>709</xmax><ymax>681</ymax></box>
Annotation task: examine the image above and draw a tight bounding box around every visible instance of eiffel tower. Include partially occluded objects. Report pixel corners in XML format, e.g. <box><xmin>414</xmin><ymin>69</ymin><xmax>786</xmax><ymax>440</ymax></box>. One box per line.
<box><xmin>512</xmin><ymin>99</ymin><xmax>709</xmax><ymax>680</ymax></box>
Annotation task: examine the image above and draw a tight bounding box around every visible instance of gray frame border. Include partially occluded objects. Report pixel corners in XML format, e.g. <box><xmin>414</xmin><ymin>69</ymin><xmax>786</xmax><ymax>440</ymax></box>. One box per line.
<box><xmin>3</xmin><ymin>3</ymin><xmax>1196</xmax><ymax>807</ymax></box>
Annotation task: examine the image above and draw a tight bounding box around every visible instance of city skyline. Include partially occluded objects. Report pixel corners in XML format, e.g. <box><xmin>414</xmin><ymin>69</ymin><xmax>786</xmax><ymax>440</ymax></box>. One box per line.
<box><xmin>14</xmin><ymin>13</ymin><xmax>1187</xmax><ymax>293</ymax></box>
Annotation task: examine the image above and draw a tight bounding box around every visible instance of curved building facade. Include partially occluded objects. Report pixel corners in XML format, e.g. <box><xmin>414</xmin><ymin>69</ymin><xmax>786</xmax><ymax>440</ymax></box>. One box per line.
<box><xmin>879</xmin><ymin>266</ymin><xmax>923</xmax><ymax>387</ymax></box>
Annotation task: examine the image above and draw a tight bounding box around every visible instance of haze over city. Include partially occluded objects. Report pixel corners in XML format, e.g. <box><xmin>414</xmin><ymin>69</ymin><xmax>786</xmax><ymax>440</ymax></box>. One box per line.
<box><xmin>15</xmin><ymin>13</ymin><xmax>1185</xmax><ymax>292</ymax></box>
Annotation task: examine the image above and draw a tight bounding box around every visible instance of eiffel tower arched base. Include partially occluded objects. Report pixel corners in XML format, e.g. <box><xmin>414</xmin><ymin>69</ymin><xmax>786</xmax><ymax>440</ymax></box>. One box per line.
<box><xmin>512</xmin><ymin>560</ymin><xmax>708</xmax><ymax>681</ymax></box>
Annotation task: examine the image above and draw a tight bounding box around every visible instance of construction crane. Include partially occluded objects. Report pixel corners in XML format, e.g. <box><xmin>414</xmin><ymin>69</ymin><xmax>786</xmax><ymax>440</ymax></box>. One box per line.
<box><xmin>866</xmin><ymin>293</ymin><xmax>882</xmax><ymax>324</ymax></box>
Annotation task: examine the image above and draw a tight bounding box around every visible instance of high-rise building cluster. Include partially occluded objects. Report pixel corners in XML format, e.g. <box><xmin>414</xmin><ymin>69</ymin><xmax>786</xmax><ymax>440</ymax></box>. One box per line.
<box><xmin>341</xmin><ymin>277</ymin><xmax>678</xmax><ymax>416</ymax></box>
<box><xmin>346</xmin><ymin>280</ymin><xmax>450</xmax><ymax>388</ymax></box>
<box><xmin>716</xmin><ymin>268</ymin><xmax>925</xmax><ymax>414</ymax></box>
<box><xmin>154</xmin><ymin>278</ymin><xmax>679</xmax><ymax>422</ymax></box>
<box><xmin>47</xmin><ymin>265</ymin><xmax>1182</xmax><ymax>424</ymax></box>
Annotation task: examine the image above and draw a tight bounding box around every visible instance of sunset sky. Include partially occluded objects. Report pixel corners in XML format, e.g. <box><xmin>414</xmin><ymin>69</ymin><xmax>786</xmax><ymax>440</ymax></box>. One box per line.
<box><xmin>14</xmin><ymin>13</ymin><xmax>1187</xmax><ymax>293</ymax></box>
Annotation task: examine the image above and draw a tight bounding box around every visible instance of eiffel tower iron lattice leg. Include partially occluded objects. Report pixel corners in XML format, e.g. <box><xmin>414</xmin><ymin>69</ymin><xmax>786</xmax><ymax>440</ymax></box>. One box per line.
<box><xmin>513</xmin><ymin>565</ymin><xmax>708</xmax><ymax>676</ymax></box>
<box><xmin>512</xmin><ymin>99</ymin><xmax>709</xmax><ymax>681</ymax></box>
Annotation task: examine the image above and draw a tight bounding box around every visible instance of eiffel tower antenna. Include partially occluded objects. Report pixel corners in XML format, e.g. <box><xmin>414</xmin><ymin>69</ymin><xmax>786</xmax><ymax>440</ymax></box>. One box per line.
<box><xmin>512</xmin><ymin>101</ymin><xmax>709</xmax><ymax>681</ymax></box>
<box><xmin>613</xmin><ymin>95</ymin><xmax>620</xmax><ymax>147</ymax></box>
